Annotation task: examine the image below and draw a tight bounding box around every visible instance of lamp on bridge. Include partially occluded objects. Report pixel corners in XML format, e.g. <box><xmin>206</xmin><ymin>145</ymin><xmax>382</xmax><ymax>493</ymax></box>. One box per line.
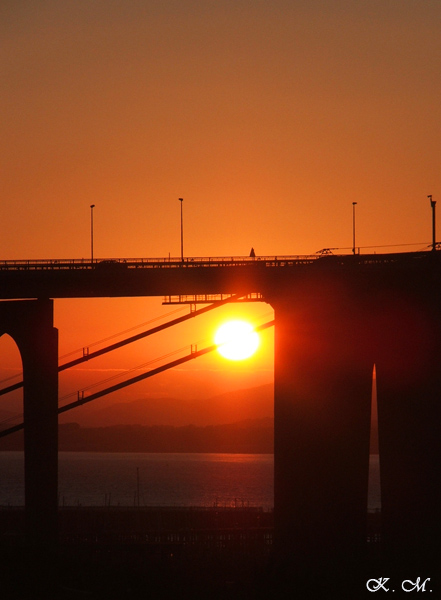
<box><xmin>352</xmin><ymin>201</ymin><xmax>357</xmax><ymax>255</ymax></box>
<box><xmin>428</xmin><ymin>195</ymin><xmax>436</xmax><ymax>252</ymax></box>
<box><xmin>179</xmin><ymin>198</ymin><xmax>184</xmax><ymax>262</ymax></box>
<box><xmin>90</xmin><ymin>204</ymin><xmax>95</xmax><ymax>265</ymax></box>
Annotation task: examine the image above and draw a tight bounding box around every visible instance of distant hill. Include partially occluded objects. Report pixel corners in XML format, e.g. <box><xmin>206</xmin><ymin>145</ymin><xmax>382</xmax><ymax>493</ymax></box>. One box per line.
<box><xmin>59</xmin><ymin>418</ymin><xmax>274</xmax><ymax>453</ymax></box>
<box><xmin>0</xmin><ymin>381</ymin><xmax>379</xmax><ymax>453</ymax></box>
<box><xmin>0</xmin><ymin>418</ymin><xmax>274</xmax><ymax>454</ymax></box>
<box><xmin>67</xmin><ymin>384</ymin><xmax>274</xmax><ymax>428</ymax></box>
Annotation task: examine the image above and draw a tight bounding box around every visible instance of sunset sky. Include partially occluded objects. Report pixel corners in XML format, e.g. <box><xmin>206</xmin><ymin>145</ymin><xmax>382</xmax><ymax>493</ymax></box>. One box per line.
<box><xmin>1</xmin><ymin>1</ymin><xmax>440</xmax><ymax>425</ymax></box>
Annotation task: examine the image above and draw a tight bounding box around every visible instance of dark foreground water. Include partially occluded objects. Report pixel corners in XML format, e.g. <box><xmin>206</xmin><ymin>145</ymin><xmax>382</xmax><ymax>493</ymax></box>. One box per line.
<box><xmin>0</xmin><ymin>451</ymin><xmax>381</xmax><ymax>511</ymax></box>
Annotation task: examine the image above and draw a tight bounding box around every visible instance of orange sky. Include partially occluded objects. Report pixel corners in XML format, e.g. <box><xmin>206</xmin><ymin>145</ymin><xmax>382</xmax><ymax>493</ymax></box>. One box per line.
<box><xmin>1</xmin><ymin>1</ymin><xmax>440</xmax><ymax>425</ymax></box>
<box><xmin>0</xmin><ymin>296</ymin><xmax>275</xmax><ymax>425</ymax></box>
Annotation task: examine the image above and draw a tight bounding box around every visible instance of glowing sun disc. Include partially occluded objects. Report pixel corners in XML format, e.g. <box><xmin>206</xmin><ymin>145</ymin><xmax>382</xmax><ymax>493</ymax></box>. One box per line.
<box><xmin>214</xmin><ymin>320</ymin><xmax>260</xmax><ymax>360</ymax></box>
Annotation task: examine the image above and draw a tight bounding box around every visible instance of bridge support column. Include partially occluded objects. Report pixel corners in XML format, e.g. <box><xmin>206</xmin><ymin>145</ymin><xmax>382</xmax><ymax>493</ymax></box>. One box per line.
<box><xmin>270</xmin><ymin>278</ymin><xmax>373</xmax><ymax>593</ymax></box>
<box><xmin>269</xmin><ymin>268</ymin><xmax>441</xmax><ymax>593</ymax></box>
<box><xmin>0</xmin><ymin>299</ymin><xmax>58</xmax><ymax>546</ymax></box>
<box><xmin>374</xmin><ymin>288</ymin><xmax>441</xmax><ymax>573</ymax></box>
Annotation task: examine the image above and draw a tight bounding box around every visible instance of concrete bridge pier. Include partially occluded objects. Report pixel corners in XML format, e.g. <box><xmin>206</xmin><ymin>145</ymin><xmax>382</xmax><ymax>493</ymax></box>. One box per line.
<box><xmin>375</xmin><ymin>287</ymin><xmax>441</xmax><ymax>573</ymax></box>
<box><xmin>0</xmin><ymin>299</ymin><xmax>58</xmax><ymax>546</ymax></box>
<box><xmin>269</xmin><ymin>268</ymin><xmax>441</xmax><ymax>593</ymax></box>
<box><xmin>270</xmin><ymin>277</ymin><xmax>373</xmax><ymax>593</ymax></box>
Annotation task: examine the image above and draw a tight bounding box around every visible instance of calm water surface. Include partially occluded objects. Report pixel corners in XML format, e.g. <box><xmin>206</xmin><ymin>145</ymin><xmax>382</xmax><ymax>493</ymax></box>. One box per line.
<box><xmin>0</xmin><ymin>452</ymin><xmax>274</xmax><ymax>509</ymax></box>
<box><xmin>0</xmin><ymin>452</ymin><xmax>381</xmax><ymax>511</ymax></box>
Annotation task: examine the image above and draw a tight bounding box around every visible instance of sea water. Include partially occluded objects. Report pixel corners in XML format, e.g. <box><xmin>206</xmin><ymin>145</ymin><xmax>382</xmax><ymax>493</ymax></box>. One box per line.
<box><xmin>0</xmin><ymin>451</ymin><xmax>381</xmax><ymax>511</ymax></box>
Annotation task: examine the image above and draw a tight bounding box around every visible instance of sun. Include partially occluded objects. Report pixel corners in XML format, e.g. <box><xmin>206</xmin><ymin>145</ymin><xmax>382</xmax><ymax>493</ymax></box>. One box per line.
<box><xmin>214</xmin><ymin>320</ymin><xmax>260</xmax><ymax>361</ymax></box>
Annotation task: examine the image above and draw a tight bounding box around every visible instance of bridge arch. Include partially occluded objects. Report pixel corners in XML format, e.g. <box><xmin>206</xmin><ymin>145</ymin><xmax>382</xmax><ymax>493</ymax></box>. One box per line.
<box><xmin>0</xmin><ymin>332</ymin><xmax>23</xmax><ymax>400</ymax></box>
<box><xmin>0</xmin><ymin>333</ymin><xmax>24</xmax><ymax>504</ymax></box>
<box><xmin>0</xmin><ymin>299</ymin><xmax>58</xmax><ymax>545</ymax></box>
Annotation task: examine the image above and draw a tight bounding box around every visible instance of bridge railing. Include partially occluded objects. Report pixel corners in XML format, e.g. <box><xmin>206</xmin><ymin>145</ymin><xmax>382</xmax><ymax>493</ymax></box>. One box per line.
<box><xmin>0</xmin><ymin>255</ymin><xmax>320</xmax><ymax>270</ymax></box>
<box><xmin>0</xmin><ymin>250</ymin><xmax>435</xmax><ymax>271</ymax></box>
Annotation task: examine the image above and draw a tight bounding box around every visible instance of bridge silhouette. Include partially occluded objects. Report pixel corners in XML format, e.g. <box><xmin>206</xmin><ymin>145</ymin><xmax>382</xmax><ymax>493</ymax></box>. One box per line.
<box><xmin>0</xmin><ymin>250</ymin><xmax>440</xmax><ymax>594</ymax></box>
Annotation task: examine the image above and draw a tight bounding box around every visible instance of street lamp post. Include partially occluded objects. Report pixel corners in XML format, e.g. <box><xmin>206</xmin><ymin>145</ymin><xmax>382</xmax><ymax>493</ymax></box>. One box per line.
<box><xmin>179</xmin><ymin>198</ymin><xmax>184</xmax><ymax>262</ymax></box>
<box><xmin>90</xmin><ymin>204</ymin><xmax>95</xmax><ymax>265</ymax></box>
<box><xmin>352</xmin><ymin>202</ymin><xmax>357</xmax><ymax>255</ymax></box>
<box><xmin>428</xmin><ymin>195</ymin><xmax>436</xmax><ymax>252</ymax></box>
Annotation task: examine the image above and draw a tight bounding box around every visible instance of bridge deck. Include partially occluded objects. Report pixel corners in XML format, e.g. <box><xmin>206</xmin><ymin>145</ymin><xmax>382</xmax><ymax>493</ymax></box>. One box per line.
<box><xmin>0</xmin><ymin>251</ymin><xmax>438</xmax><ymax>299</ymax></box>
<box><xmin>0</xmin><ymin>250</ymin><xmax>433</xmax><ymax>270</ymax></box>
